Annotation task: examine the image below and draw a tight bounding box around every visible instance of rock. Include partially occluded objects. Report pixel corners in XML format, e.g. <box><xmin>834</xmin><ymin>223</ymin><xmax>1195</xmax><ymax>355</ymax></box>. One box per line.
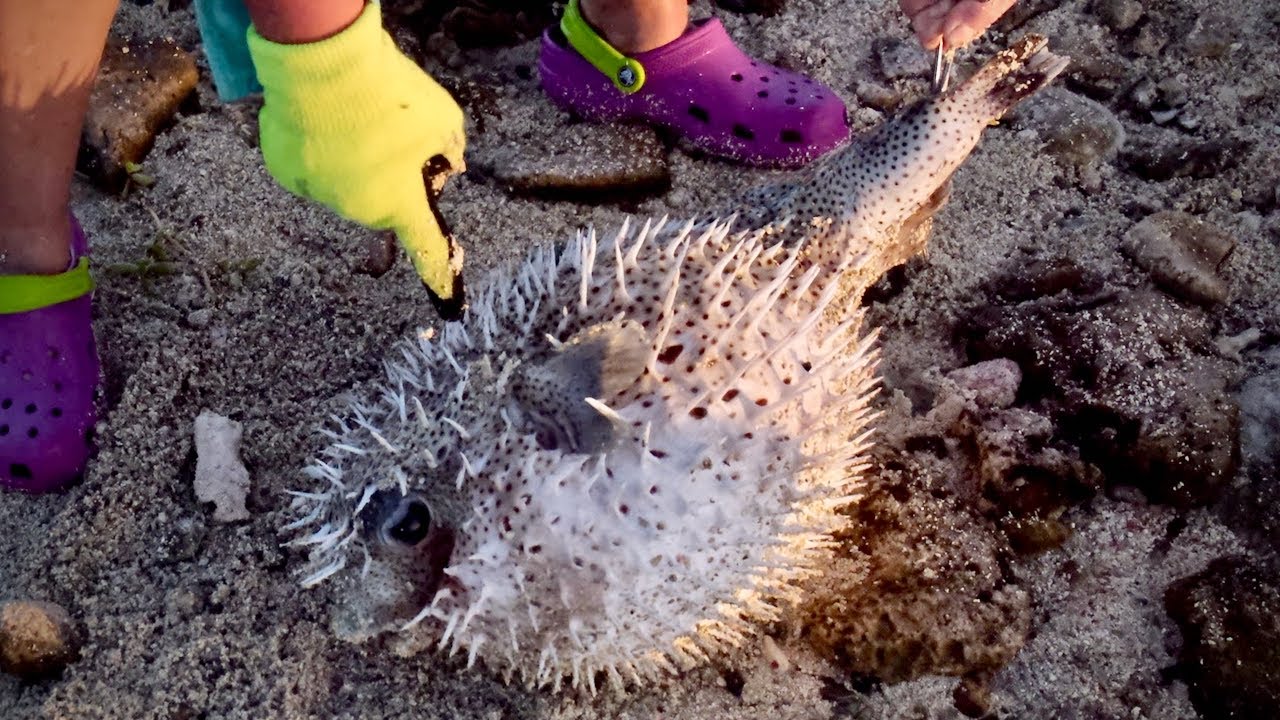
<box><xmin>356</xmin><ymin>233</ymin><xmax>398</xmax><ymax>278</ymax></box>
<box><xmin>1240</xmin><ymin>363</ymin><xmax>1280</xmax><ymax>468</ymax></box>
<box><xmin>952</xmin><ymin>674</ymin><xmax>994</xmax><ymax>718</ymax></box>
<box><xmin>478</xmin><ymin>123</ymin><xmax>669</xmax><ymax>202</ymax></box>
<box><xmin>993</xmin><ymin>0</ymin><xmax>1057</xmax><ymax>34</ymax></box>
<box><xmin>992</xmin><ymin>256</ymin><xmax>1098</xmax><ymax>302</ymax></box>
<box><xmin>1122</xmin><ymin>211</ymin><xmax>1235</xmax><ymax>307</ymax></box>
<box><xmin>193</xmin><ymin>411</ymin><xmax>251</xmax><ymax>522</ymax></box>
<box><xmin>0</xmin><ymin>601</ymin><xmax>82</xmax><ymax>679</ymax></box>
<box><xmin>946</xmin><ymin>359</ymin><xmax>1022</xmax><ymax>410</ymax></box>
<box><xmin>800</xmin><ymin>485</ymin><xmax>1031</xmax><ymax>682</ymax></box>
<box><xmin>1184</xmin><ymin>12</ymin><xmax>1238</xmax><ymax>58</ymax></box>
<box><xmin>1128</xmin><ymin>22</ymin><xmax>1168</xmax><ymax>57</ymax></box>
<box><xmin>964</xmin><ymin>408</ymin><xmax>1102</xmax><ymax>554</ymax></box>
<box><xmin>966</xmin><ymin>285</ymin><xmax>1240</xmax><ymax>507</ymax></box>
<box><xmin>1157</xmin><ymin>76</ymin><xmax>1190</xmax><ymax>109</ymax></box>
<box><xmin>1093</xmin><ymin>0</ymin><xmax>1143</xmax><ymax>31</ymax></box>
<box><xmin>1122</xmin><ymin>137</ymin><xmax>1250</xmax><ymax>182</ymax></box>
<box><xmin>855</xmin><ymin>81</ymin><xmax>901</xmax><ymax>112</ymax></box>
<box><xmin>1129</xmin><ymin>78</ymin><xmax>1158</xmax><ymax>110</ymax></box>
<box><xmin>1015</xmin><ymin>88</ymin><xmax>1125</xmax><ymax>171</ymax></box>
<box><xmin>876</xmin><ymin>39</ymin><xmax>931</xmax><ymax>82</ymax></box>
<box><xmin>1165</xmin><ymin>557</ymin><xmax>1280</xmax><ymax>720</ymax></box>
<box><xmin>1064</xmin><ymin>353</ymin><xmax>1240</xmax><ymax>507</ymax></box>
<box><xmin>185</xmin><ymin>308</ymin><xmax>212</xmax><ymax>328</ymax></box>
<box><xmin>385</xmin><ymin>1</ymin><xmax>554</xmax><ymax>51</ymax></box>
<box><xmin>78</xmin><ymin>36</ymin><xmax>198</xmax><ymax>192</ymax></box>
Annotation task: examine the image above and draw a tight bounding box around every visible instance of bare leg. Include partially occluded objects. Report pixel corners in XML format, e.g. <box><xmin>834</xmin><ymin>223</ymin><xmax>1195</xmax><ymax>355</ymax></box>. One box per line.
<box><xmin>0</xmin><ymin>0</ymin><xmax>119</xmax><ymax>276</ymax></box>
<box><xmin>579</xmin><ymin>0</ymin><xmax>688</xmax><ymax>54</ymax></box>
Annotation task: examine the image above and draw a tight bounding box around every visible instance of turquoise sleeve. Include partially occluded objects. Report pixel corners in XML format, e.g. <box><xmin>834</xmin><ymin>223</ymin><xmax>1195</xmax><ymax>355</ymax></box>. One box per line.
<box><xmin>193</xmin><ymin>0</ymin><xmax>263</xmax><ymax>101</ymax></box>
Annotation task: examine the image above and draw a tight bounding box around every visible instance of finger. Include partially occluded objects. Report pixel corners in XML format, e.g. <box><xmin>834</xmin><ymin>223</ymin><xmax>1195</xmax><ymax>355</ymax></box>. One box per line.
<box><xmin>899</xmin><ymin>0</ymin><xmax>939</xmax><ymax>18</ymax></box>
<box><xmin>943</xmin><ymin>0</ymin><xmax>1018</xmax><ymax>48</ymax></box>
<box><xmin>911</xmin><ymin>2</ymin><xmax>953</xmax><ymax>48</ymax></box>
<box><xmin>394</xmin><ymin>175</ymin><xmax>465</xmax><ymax>311</ymax></box>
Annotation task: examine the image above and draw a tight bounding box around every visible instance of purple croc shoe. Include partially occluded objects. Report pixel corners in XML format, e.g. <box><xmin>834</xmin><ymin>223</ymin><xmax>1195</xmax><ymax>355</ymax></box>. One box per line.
<box><xmin>0</xmin><ymin>216</ymin><xmax>99</xmax><ymax>493</ymax></box>
<box><xmin>539</xmin><ymin>0</ymin><xmax>851</xmax><ymax>168</ymax></box>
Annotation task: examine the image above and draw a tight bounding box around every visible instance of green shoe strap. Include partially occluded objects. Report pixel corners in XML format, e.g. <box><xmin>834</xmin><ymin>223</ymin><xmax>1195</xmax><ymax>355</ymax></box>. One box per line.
<box><xmin>0</xmin><ymin>258</ymin><xmax>95</xmax><ymax>315</ymax></box>
<box><xmin>560</xmin><ymin>0</ymin><xmax>646</xmax><ymax>94</ymax></box>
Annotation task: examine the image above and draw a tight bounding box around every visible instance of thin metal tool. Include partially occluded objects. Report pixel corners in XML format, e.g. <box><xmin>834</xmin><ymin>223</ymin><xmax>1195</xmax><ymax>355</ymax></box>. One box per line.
<box><xmin>931</xmin><ymin>44</ymin><xmax>955</xmax><ymax>94</ymax></box>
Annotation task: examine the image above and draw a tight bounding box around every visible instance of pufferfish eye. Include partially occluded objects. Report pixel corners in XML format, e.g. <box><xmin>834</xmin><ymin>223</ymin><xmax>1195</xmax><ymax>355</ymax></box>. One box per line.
<box><xmin>381</xmin><ymin>496</ymin><xmax>433</xmax><ymax>547</ymax></box>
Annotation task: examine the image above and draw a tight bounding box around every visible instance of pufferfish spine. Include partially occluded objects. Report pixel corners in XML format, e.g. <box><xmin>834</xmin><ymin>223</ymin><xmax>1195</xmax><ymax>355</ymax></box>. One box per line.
<box><xmin>285</xmin><ymin>36</ymin><xmax>1069</xmax><ymax>694</ymax></box>
<box><xmin>292</xmin><ymin>216</ymin><xmax>881</xmax><ymax>692</ymax></box>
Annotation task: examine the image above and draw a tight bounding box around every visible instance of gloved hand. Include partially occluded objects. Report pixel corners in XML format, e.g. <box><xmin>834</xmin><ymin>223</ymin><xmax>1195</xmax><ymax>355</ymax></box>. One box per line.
<box><xmin>246</xmin><ymin>2</ymin><xmax>467</xmax><ymax>314</ymax></box>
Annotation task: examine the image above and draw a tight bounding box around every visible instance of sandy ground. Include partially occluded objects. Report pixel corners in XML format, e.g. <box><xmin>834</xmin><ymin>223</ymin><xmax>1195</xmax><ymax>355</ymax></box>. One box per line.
<box><xmin>2</xmin><ymin>0</ymin><xmax>1278</xmax><ymax>718</ymax></box>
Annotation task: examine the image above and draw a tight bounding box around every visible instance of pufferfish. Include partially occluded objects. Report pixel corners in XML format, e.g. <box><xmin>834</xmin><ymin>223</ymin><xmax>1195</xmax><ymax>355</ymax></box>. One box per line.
<box><xmin>285</xmin><ymin>37</ymin><xmax>1068</xmax><ymax>693</ymax></box>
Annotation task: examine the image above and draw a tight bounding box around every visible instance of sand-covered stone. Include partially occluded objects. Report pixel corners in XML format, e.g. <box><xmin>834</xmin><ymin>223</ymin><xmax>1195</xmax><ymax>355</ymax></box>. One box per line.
<box><xmin>1093</xmin><ymin>0</ymin><xmax>1144</xmax><ymax>31</ymax></box>
<box><xmin>0</xmin><ymin>601</ymin><xmax>82</xmax><ymax>680</ymax></box>
<box><xmin>1122</xmin><ymin>210</ymin><xmax>1235</xmax><ymax>307</ymax></box>
<box><xmin>79</xmin><ymin>36</ymin><xmax>198</xmax><ymax>191</ymax></box>
<box><xmin>1165</xmin><ymin>556</ymin><xmax>1280</xmax><ymax>720</ymax></box>
<box><xmin>800</xmin><ymin>485</ymin><xmax>1031</xmax><ymax>682</ymax></box>
<box><xmin>475</xmin><ymin>123</ymin><xmax>670</xmax><ymax>201</ymax></box>
<box><xmin>967</xmin><ymin>281</ymin><xmax>1240</xmax><ymax>507</ymax></box>
<box><xmin>1015</xmin><ymin>87</ymin><xmax>1125</xmax><ymax>171</ymax></box>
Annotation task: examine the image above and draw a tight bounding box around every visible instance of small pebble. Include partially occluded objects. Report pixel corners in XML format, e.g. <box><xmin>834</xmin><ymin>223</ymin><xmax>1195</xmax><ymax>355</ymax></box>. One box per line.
<box><xmin>0</xmin><ymin>601</ymin><xmax>82</xmax><ymax>679</ymax></box>
<box><xmin>948</xmin><ymin>359</ymin><xmax>1022</xmax><ymax>410</ymax></box>
<box><xmin>193</xmin><ymin>410</ymin><xmax>252</xmax><ymax>523</ymax></box>
<box><xmin>1094</xmin><ymin>0</ymin><xmax>1144</xmax><ymax>31</ymax></box>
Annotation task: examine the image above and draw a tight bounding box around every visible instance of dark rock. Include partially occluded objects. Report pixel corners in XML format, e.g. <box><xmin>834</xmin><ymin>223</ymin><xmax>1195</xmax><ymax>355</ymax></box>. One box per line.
<box><xmin>476</xmin><ymin>123</ymin><xmax>670</xmax><ymax>202</ymax></box>
<box><xmin>1122</xmin><ymin>211</ymin><xmax>1234</xmax><ymax>307</ymax></box>
<box><xmin>0</xmin><ymin>601</ymin><xmax>83</xmax><ymax>679</ymax></box>
<box><xmin>1184</xmin><ymin>12</ymin><xmax>1238</xmax><ymax>59</ymax></box>
<box><xmin>855</xmin><ymin>81</ymin><xmax>902</xmax><ymax>112</ymax></box>
<box><xmin>993</xmin><ymin>0</ymin><xmax>1057</xmax><ymax>34</ymax></box>
<box><xmin>1014</xmin><ymin>88</ymin><xmax>1125</xmax><ymax>171</ymax></box>
<box><xmin>1240</xmin><ymin>359</ymin><xmax>1280</xmax><ymax>469</ymax></box>
<box><xmin>385</xmin><ymin>1</ymin><xmax>555</xmax><ymax>51</ymax></box>
<box><xmin>1093</xmin><ymin>0</ymin><xmax>1144</xmax><ymax>31</ymax></box>
<box><xmin>714</xmin><ymin>0</ymin><xmax>787</xmax><ymax>16</ymax></box>
<box><xmin>966</xmin><ymin>283</ymin><xmax>1240</xmax><ymax>508</ymax></box>
<box><xmin>992</xmin><ymin>257</ymin><xmax>1097</xmax><ymax>302</ymax></box>
<box><xmin>964</xmin><ymin>408</ymin><xmax>1102</xmax><ymax>554</ymax></box>
<box><xmin>1063</xmin><ymin>354</ymin><xmax>1239</xmax><ymax>507</ymax></box>
<box><xmin>800</xmin><ymin>484</ymin><xmax>1030</xmax><ymax>682</ymax></box>
<box><xmin>78</xmin><ymin>36</ymin><xmax>199</xmax><ymax>192</ymax></box>
<box><xmin>1128</xmin><ymin>22</ymin><xmax>1169</xmax><ymax>57</ymax></box>
<box><xmin>946</xmin><ymin>359</ymin><xmax>1021</xmax><ymax>410</ymax></box>
<box><xmin>1165</xmin><ymin>557</ymin><xmax>1280</xmax><ymax>720</ymax></box>
<box><xmin>876</xmin><ymin>39</ymin><xmax>931</xmax><ymax>82</ymax></box>
<box><xmin>1122</xmin><ymin>137</ymin><xmax>1250</xmax><ymax>182</ymax></box>
<box><xmin>1062</xmin><ymin>52</ymin><xmax>1131</xmax><ymax>101</ymax></box>
<box><xmin>356</xmin><ymin>233</ymin><xmax>399</xmax><ymax>278</ymax></box>
<box><xmin>953</xmin><ymin>674</ymin><xmax>994</xmax><ymax>718</ymax></box>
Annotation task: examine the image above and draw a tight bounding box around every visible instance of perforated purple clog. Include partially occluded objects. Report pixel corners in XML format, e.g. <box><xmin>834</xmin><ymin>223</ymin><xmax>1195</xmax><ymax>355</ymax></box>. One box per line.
<box><xmin>539</xmin><ymin>2</ymin><xmax>851</xmax><ymax>168</ymax></box>
<box><xmin>0</xmin><ymin>217</ymin><xmax>99</xmax><ymax>493</ymax></box>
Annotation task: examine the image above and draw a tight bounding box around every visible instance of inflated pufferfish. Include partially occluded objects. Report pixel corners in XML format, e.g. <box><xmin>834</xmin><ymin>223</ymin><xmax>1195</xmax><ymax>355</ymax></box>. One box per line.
<box><xmin>285</xmin><ymin>37</ymin><xmax>1068</xmax><ymax>693</ymax></box>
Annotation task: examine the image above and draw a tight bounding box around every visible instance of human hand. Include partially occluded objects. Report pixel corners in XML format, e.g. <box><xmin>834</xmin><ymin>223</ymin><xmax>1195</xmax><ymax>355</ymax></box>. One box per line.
<box><xmin>247</xmin><ymin>2</ymin><xmax>467</xmax><ymax>314</ymax></box>
<box><xmin>899</xmin><ymin>0</ymin><xmax>1018</xmax><ymax>50</ymax></box>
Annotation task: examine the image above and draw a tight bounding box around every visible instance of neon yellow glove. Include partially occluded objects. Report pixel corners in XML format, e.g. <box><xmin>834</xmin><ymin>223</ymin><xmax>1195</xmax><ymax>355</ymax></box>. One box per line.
<box><xmin>246</xmin><ymin>2</ymin><xmax>466</xmax><ymax>312</ymax></box>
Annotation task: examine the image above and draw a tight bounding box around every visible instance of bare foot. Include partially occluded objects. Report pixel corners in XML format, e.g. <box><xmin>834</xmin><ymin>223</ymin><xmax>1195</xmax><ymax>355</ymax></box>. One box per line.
<box><xmin>899</xmin><ymin>0</ymin><xmax>1018</xmax><ymax>50</ymax></box>
<box><xmin>579</xmin><ymin>0</ymin><xmax>688</xmax><ymax>54</ymax></box>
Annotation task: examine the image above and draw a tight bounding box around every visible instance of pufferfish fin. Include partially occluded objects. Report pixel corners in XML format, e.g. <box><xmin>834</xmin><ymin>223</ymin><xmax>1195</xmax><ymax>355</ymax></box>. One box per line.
<box><xmin>513</xmin><ymin>320</ymin><xmax>649</xmax><ymax>454</ymax></box>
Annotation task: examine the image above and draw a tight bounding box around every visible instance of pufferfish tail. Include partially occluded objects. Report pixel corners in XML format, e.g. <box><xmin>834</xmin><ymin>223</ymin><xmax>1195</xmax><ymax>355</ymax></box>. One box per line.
<box><xmin>953</xmin><ymin>34</ymin><xmax>1070</xmax><ymax>118</ymax></box>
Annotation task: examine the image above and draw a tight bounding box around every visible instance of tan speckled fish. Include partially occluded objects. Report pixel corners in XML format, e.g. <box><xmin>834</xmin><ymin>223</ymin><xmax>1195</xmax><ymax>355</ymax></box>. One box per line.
<box><xmin>285</xmin><ymin>36</ymin><xmax>1068</xmax><ymax>693</ymax></box>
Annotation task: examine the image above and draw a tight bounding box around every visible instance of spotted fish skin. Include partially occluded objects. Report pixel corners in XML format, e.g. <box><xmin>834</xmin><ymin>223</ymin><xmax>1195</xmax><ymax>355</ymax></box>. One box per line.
<box><xmin>286</xmin><ymin>37</ymin><xmax>1068</xmax><ymax>693</ymax></box>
